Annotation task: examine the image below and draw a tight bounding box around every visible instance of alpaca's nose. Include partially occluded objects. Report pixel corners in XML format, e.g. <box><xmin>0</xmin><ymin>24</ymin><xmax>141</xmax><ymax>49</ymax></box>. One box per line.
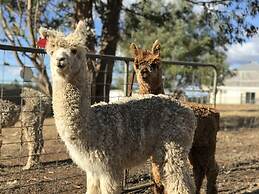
<box><xmin>56</xmin><ymin>57</ymin><xmax>66</xmax><ymax>69</ymax></box>
<box><xmin>141</xmin><ymin>69</ymin><xmax>149</xmax><ymax>78</ymax></box>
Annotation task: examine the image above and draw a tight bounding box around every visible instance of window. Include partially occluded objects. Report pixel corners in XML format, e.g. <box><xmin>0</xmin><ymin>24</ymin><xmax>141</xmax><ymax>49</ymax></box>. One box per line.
<box><xmin>245</xmin><ymin>92</ymin><xmax>256</xmax><ymax>104</ymax></box>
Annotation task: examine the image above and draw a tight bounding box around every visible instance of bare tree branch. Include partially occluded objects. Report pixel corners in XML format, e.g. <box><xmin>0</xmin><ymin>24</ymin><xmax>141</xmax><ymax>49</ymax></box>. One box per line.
<box><xmin>0</xmin><ymin>2</ymin><xmax>52</xmax><ymax>96</ymax></box>
<box><xmin>0</xmin><ymin>7</ymin><xmax>25</xmax><ymax>68</ymax></box>
<box><xmin>27</xmin><ymin>0</ymin><xmax>36</xmax><ymax>47</ymax></box>
<box><xmin>185</xmin><ymin>0</ymin><xmax>230</xmax><ymax>5</ymax></box>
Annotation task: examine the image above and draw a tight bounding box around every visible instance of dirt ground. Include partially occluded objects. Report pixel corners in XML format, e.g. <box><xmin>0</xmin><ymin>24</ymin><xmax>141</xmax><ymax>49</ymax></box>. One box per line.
<box><xmin>1</xmin><ymin>114</ymin><xmax>259</xmax><ymax>193</ymax></box>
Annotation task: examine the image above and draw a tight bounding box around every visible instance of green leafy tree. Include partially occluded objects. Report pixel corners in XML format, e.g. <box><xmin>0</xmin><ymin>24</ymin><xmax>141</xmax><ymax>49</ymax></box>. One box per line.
<box><xmin>186</xmin><ymin>0</ymin><xmax>259</xmax><ymax>44</ymax></box>
<box><xmin>120</xmin><ymin>1</ymin><xmax>229</xmax><ymax>89</ymax></box>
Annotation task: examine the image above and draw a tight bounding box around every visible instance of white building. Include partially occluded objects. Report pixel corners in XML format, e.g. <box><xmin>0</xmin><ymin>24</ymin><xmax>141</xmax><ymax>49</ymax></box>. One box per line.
<box><xmin>216</xmin><ymin>62</ymin><xmax>259</xmax><ymax>104</ymax></box>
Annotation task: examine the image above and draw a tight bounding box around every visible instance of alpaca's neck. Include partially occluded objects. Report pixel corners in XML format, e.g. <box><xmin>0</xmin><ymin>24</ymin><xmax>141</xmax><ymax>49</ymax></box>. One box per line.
<box><xmin>52</xmin><ymin>71</ymin><xmax>90</xmax><ymax>140</ymax></box>
<box><xmin>139</xmin><ymin>83</ymin><xmax>164</xmax><ymax>95</ymax></box>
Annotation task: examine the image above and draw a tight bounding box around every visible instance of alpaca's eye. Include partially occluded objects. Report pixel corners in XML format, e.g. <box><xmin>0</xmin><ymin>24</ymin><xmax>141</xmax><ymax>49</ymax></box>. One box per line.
<box><xmin>71</xmin><ymin>49</ymin><xmax>77</xmax><ymax>55</ymax></box>
<box><xmin>49</xmin><ymin>51</ymin><xmax>54</xmax><ymax>55</ymax></box>
<box><xmin>150</xmin><ymin>63</ymin><xmax>157</xmax><ymax>71</ymax></box>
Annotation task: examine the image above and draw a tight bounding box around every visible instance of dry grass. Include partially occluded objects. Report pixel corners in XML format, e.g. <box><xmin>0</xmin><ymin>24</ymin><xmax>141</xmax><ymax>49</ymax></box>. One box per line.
<box><xmin>216</xmin><ymin>104</ymin><xmax>259</xmax><ymax>117</ymax></box>
<box><xmin>216</xmin><ymin>104</ymin><xmax>259</xmax><ymax>111</ymax></box>
<box><xmin>1</xmin><ymin>116</ymin><xmax>259</xmax><ymax>193</ymax></box>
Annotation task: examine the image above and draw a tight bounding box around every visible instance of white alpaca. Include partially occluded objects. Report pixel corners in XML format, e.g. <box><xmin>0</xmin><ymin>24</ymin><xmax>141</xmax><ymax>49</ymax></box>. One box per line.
<box><xmin>39</xmin><ymin>21</ymin><xmax>197</xmax><ymax>194</ymax></box>
<box><xmin>0</xmin><ymin>88</ymin><xmax>51</xmax><ymax>169</ymax></box>
<box><xmin>20</xmin><ymin>88</ymin><xmax>51</xmax><ymax>169</ymax></box>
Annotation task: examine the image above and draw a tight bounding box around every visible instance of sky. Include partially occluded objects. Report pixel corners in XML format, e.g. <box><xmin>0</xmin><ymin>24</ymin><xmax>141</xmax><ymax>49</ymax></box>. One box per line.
<box><xmin>225</xmin><ymin>12</ymin><xmax>259</xmax><ymax>68</ymax></box>
<box><xmin>227</xmin><ymin>34</ymin><xmax>259</xmax><ymax>67</ymax></box>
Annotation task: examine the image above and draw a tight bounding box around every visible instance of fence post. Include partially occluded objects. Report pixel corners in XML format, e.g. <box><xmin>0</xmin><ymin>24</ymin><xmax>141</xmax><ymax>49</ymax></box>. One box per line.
<box><xmin>124</xmin><ymin>61</ymin><xmax>129</xmax><ymax>97</ymax></box>
<box><xmin>212</xmin><ymin>67</ymin><xmax>218</xmax><ymax>107</ymax></box>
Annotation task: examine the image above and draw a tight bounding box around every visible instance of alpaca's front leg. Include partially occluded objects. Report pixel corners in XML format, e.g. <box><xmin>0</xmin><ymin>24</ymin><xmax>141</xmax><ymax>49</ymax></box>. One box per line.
<box><xmin>151</xmin><ymin>160</ymin><xmax>165</xmax><ymax>194</ymax></box>
<box><xmin>87</xmin><ymin>172</ymin><xmax>101</xmax><ymax>194</ymax></box>
<box><xmin>99</xmin><ymin>171</ymin><xmax>123</xmax><ymax>194</ymax></box>
<box><xmin>153</xmin><ymin>143</ymin><xmax>195</xmax><ymax>194</ymax></box>
<box><xmin>22</xmin><ymin>124</ymin><xmax>44</xmax><ymax>170</ymax></box>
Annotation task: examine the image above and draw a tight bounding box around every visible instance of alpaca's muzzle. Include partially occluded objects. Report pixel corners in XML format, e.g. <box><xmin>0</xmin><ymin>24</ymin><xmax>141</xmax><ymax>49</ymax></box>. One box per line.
<box><xmin>141</xmin><ymin>69</ymin><xmax>149</xmax><ymax>79</ymax></box>
<box><xmin>57</xmin><ymin>57</ymin><xmax>66</xmax><ymax>69</ymax></box>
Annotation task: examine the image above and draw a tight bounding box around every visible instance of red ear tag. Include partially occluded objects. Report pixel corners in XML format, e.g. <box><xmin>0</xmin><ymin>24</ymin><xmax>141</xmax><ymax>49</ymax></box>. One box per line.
<box><xmin>37</xmin><ymin>38</ymin><xmax>47</xmax><ymax>48</ymax></box>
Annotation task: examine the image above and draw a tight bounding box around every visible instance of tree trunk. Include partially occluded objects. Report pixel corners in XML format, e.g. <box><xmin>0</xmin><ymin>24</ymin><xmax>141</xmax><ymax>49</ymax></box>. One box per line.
<box><xmin>74</xmin><ymin>0</ymin><xmax>95</xmax><ymax>52</ymax></box>
<box><xmin>74</xmin><ymin>0</ymin><xmax>96</xmax><ymax>104</ymax></box>
<box><xmin>94</xmin><ymin>0</ymin><xmax>123</xmax><ymax>103</ymax></box>
<box><xmin>73</xmin><ymin>0</ymin><xmax>123</xmax><ymax>103</ymax></box>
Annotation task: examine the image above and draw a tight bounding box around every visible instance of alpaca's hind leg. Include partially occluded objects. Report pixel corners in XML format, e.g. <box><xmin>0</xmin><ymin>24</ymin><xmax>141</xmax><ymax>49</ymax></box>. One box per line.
<box><xmin>99</xmin><ymin>171</ymin><xmax>123</xmax><ymax>194</ymax></box>
<box><xmin>86</xmin><ymin>172</ymin><xmax>101</xmax><ymax>194</ymax></box>
<box><xmin>151</xmin><ymin>158</ymin><xmax>165</xmax><ymax>194</ymax></box>
<box><xmin>189</xmin><ymin>147</ymin><xmax>207</xmax><ymax>194</ymax></box>
<box><xmin>206</xmin><ymin>157</ymin><xmax>218</xmax><ymax>194</ymax></box>
<box><xmin>206</xmin><ymin>130</ymin><xmax>218</xmax><ymax>194</ymax></box>
<box><xmin>154</xmin><ymin>143</ymin><xmax>195</xmax><ymax>194</ymax></box>
<box><xmin>23</xmin><ymin>124</ymin><xmax>44</xmax><ymax>170</ymax></box>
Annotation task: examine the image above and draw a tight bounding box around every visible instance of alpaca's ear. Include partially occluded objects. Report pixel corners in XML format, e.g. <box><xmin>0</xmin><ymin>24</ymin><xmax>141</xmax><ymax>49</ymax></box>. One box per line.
<box><xmin>74</xmin><ymin>20</ymin><xmax>89</xmax><ymax>37</ymax></box>
<box><xmin>39</xmin><ymin>27</ymin><xmax>60</xmax><ymax>39</ymax></box>
<box><xmin>75</xmin><ymin>20</ymin><xmax>86</xmax><ymax>34</ymax></box>
<box><xmin>151</xmin><ymin>40</ymin><xmax>160</xmax><ymax>56</ymax></box>
<box><xmin>73</xmin><ymin>20</ymin><xmax>88</xmax><ymax>44</ymax></box>
<box><xmin>39</xmin><ymin>27</ymin><xmax>50</xmax><ymax>39</ymax></box>
<box><xmin>130</xmin><ymin>43</ymin><xmax>139</xmax><ymax>57</ymax></box>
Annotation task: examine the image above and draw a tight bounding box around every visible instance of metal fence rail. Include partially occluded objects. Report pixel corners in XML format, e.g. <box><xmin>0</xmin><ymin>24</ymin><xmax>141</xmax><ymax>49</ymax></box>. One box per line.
<box><xmin>0</xmin><ymin>44</ymin><xmax>218</xmax><ymax>193</ymax></box>
<box><xmin>0</xmin><ymin>44</ymin><xmax>218</xmax><ymax>105</ymax></box>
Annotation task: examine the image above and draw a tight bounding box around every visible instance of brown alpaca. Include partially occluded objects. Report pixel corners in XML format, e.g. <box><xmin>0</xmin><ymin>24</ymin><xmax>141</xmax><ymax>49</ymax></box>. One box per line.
<box><xmin>130</xmin><ymin>40</ymin><xmax>219</xmax><ymax>194</ymax></box>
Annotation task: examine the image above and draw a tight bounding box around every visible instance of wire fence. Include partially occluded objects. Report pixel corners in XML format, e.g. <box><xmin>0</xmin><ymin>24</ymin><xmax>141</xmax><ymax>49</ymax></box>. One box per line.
<box><xmin>0</xmin><ymin>44</ymin><xmax>218</xmax><ymax>193</ymax></box>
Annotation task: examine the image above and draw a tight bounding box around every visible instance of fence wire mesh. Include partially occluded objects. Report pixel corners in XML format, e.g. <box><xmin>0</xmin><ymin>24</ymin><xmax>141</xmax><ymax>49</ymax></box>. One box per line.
<box><xmin>0</xmin><ymin>44</ymin><xmax>217</xmax><ymax>193</ymax></box>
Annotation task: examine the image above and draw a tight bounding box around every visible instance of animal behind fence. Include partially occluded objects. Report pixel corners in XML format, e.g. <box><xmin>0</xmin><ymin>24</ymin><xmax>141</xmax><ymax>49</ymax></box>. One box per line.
<box><xmin>20</xmin><ymin>87</ymin><xmax>51</xmax><ymax>169</ymax></box>
<box><xmin>0</xmin><ymin>87</ymin><xmax>51</xmax><ymax>170</ymax></box>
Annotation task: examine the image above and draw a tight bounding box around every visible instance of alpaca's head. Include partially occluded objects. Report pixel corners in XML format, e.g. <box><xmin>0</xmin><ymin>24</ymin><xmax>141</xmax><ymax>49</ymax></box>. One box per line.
<box><xmin>21</xmin><ymin>88</ymin><xmax>51</xmax><ymax>110</ymax></box>
<box><xmin>39</xmin><ymin>21</ymin><xmax>88</xmax><ymax>80</ymax></box>
<box><xmin>130</xmin><ymin>40</ymin><xmax>163</xmax><ymax>92</ymax></box>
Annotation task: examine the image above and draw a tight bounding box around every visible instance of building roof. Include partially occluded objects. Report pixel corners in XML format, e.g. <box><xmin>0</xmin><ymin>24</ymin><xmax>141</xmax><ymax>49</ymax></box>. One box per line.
<box><xmin>224</xmin><ymin>62</ymin><xmax>259</xmax><ymax>87</ymax></box>
<box><xmin>238</xmin><ymin>62</ymin><xmax>259</xmax><ymax>71</ymax></box>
